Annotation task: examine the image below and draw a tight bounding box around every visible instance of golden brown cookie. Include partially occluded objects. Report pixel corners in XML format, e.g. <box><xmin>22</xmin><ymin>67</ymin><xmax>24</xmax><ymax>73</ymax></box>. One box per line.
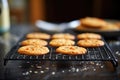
<box><xmin>77</xmin><ymin>33</ymin><xmax>102</xmax><ymax>40</ymax></box>
<box><xmin>77</xmin><ymin>39</ymin><xmax>104</xmax><ymax>47</ymax></box>
<box><xmin>21</xmin><ymin>39</ymin><xmax>48</xmax><ymax>46</ymax></box>
<box><xmin>26</xmin><ymin>32</ymin><xmax>51</xmax><ymax>40</ymax></box>
<box><xmin>18</xmin><ymin>45</ymin><xmax>49</xmax><ymax>55</ymax></box>
<box><xmin>100</xmin><ymin>23</ymin><xmax>120</xmax><ymax>31</ymax></box>
<box><xmin>49</xmin><ymin>39</ymin><xmax>75</xmax><ymax>47</ymax></box>
<box><xmin>56</xmin><ymin>46</ymin><xmax>87</xmax><ymax>55</ymax></box>
<box><xmin>114</xmin><ymin>22</ymin><xmax>120</xmax><ymax>29</ymax></box>
<box><xmin>52</xmin><ymin>33</ymin><xmax>75</xmax><ymax>40</ymax></box>
<box><xmin>80</xmin><ymin>17</ymin><xmax>107</xmax><ymax>28</ymax></box>
<box><xmin>75</xmin><ymin>25</ymin><xmax>100</xmax><ymax>31</ymax></box>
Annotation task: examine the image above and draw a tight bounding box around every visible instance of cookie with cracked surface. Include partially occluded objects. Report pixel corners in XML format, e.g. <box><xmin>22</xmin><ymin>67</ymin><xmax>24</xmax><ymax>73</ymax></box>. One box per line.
<box><xmin>56</xmin><ymin>46</ymin><xmax>87</xmax><ymax>55</ymax></box>
<box><xmin>49</xmin><ymin>39</ymin><xmax>75</xmax><ymax>47</ymax></box>
<box><xmin>77</xmin><ymin>33</ymin><xmax>102</xmax><ymax>40</ymax></box>
<box><xmin>77</xmin><ymin>39</ymin><xmax>104</xmax><ymax>47</ymax></box>
<box><xmin>26</xmin><ymin>32</ymin><xmax>51</xmax><ymax>40</ymax></box>
<box><xmin>80</xmin><ymin>17</ymin><xmax>107</xmax><ymax>28</ymax></box>
<box><xmin>21</xmin><ymin>39</ymin><xmax>48</xmax><ymax>46</ymax></box>
<box><xmin>52</xmin><ymin>33</ymin><xmax>75</xmax><ymax>40</ymax></box>
<box><xmin>18</xmin><ymin>45</ymin><xmax>49</xmax><ymax>55</ymax></box>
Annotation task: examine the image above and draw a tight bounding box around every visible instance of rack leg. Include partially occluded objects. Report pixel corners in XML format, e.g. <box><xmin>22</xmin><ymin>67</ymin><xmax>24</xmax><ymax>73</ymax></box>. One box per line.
<box><xmin>111</xmin><ymin>60</ymin><xmax>118</xmax><ymax>68</ymax></box>
<box><xmin>4</xmin><ymin>59</ymin><xmax>8</xmax><ymax>66</ymax></box>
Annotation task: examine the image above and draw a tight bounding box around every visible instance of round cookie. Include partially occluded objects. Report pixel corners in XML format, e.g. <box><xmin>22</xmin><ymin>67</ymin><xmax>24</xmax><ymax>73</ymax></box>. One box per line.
<box><xmin>76</xmin><ymin>25</ymin><xmax>100</xmax><ymax>31</ymax></box>
<box><xmin>52</xmin><ymin>33</ymin><xmax>75</xmax><ymax>40</ymax></box>
<box><xmin>77</xmin><ymin>39</ymin><xmax>104</xmax><ymax>47</ymax></box>
<box><xmin>100</xmin><ymin>23</ymin><xmax>120</xmax><ymax>31</ymax></box>
<box><xmin>56</xmin><ymin>46</ymin><xmax>87</xmax><ymax>55</ymax></box>
<box><xmin>77</xmin><ymin>33</ymin><xmax>102</xmax><ymax>39</ymax></box>
<box><xmin>49</xmin><ymin>39</ymin><xmax>75</xmax><ymax>47</ymax></box>
<box><xmin>80</xmin><ymin>17</ymin><xmax>107</xmax><ymax>28</ymax></box>
<box><xmin>26</xmin><ymin>32</ymin><xmax>51</xmax><ymax>40</ymax></box>
<box><xmin>21</xmin><ymin>39</ymin><xmax>48</xmax><ymax>46</ymax></box>
<box><xmin>18</xmin><ymin>45</ymin><xmax>49</xmax><ymax>55</ymax></box>
<box><xmin>114</xmin><ymin>22</ymin><xmax>120</xmax><ymax>29</ymax></box>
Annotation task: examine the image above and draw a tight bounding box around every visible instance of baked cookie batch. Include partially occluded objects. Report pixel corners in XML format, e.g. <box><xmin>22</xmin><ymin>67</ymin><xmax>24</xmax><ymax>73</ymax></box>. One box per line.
<box><xmin>18</xmin><ymin>32</ymin><xmax>105</xmax><ymax>56</ymax></box>
<box><xmin>76</xmin><ymin>17</ymin><xmax>120</xmax><ymax>31</ymax></box>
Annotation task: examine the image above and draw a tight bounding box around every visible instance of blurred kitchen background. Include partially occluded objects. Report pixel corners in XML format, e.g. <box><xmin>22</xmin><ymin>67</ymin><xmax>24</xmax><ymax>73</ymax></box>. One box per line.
<box><xmin>8</xmin><ymin>0</ymin><xmax>120</xmax><ymax>24</ymax></box>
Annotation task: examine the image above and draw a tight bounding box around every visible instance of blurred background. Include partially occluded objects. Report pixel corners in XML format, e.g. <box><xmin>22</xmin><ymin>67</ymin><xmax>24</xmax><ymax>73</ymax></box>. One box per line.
<box><xmin>8</xmin><ymin>0</ymin><xmax>120</xmax><ymax>24</ymax></box>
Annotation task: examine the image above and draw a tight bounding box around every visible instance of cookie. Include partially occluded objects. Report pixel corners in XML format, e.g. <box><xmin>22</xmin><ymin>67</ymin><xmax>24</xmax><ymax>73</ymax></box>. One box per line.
<box><xmin>80</xmin><ymin>17</ymin><xmax>107</xmax><ymax>28</ymax></box>
<box><xmin>49</xmin><ymin>39</ymin><xmax>75</xmax><ymax>47</ymax></box>
<box><xmin>76</xmin><ymin>25</ymin><xmax>100</xmax><ymax>31</ymax></box>
<box><xmin>56</xmin><ymin>46</ymin><xmax>87</xmax><ymax>55</ymax></box>
<box><xmin>100</xmin><ymin>23</ymin><xmax>119</xmax><ymax>31</ymax></box>
<box><xmin>18</xmin><ymin>45</ymin><xmax>49</xmax><ymax>55</ymax></box>
<box><xmin>21</xmin><ymin>39</ymin><xmax>48</xmax><ymax>46</ymax></box>
<box><xmin>77</xmin><ymin>33</ymin><xmax>102</xmax><ymax>39</ymax></box>
<box><xmin>52</xmin><ymin>33</ymin><xmax>75</xmax><ymax>40</ymax></box>
<box><xmin>114</xmin><ymin>22</ymin><xmax>120</xmax><ymax>29</ymax></box>
<box><xmin>26</xmin><ymin>32</ymin><xmax>51</xmax><ymax>40</ymax></box>
<box><xmin>77</xmin><ymin>39</ymin><xmax>104</xmax><ymax>47</ymax></box>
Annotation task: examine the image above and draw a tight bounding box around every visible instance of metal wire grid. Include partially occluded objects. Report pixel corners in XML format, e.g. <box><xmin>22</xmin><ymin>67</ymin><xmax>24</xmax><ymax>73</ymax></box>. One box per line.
<box><xmin>4</xmin><ymin>42</ymin><xmax>118</xmax><ymax>67</ymax></box>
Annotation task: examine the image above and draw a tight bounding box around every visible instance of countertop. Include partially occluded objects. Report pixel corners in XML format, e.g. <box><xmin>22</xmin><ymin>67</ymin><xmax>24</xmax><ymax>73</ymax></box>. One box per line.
<box><xmin>0</xmin><ymin>24</ymin><xmax>120</xmax><ymax>80</ymax></box>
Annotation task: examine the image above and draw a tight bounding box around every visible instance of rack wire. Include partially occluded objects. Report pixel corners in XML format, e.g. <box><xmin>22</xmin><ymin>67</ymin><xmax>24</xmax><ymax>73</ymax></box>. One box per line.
<box><xmin>4</xmin><ymin>34</ymin><xmax>118</xmax><ymax>68</ymax></box>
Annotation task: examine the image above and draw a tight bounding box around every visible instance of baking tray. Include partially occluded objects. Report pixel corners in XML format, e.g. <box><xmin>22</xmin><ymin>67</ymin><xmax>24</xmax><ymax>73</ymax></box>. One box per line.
<box><xmin>73</xmin><ymin>19</ymin><xmax>120</xmax><ymax>38</ymax></box>
<box><xmin>4</xmin><ymin>32</ymin><xmax>118</xmax><ymax>68</ymax></box>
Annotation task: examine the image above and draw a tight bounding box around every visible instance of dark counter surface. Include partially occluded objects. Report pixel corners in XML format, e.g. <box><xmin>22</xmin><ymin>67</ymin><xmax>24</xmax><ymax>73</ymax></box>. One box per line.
<box><xmin>0</xmin><ymin>25</ymin><xmax>120</xmax><ymax>80</ymax></box>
